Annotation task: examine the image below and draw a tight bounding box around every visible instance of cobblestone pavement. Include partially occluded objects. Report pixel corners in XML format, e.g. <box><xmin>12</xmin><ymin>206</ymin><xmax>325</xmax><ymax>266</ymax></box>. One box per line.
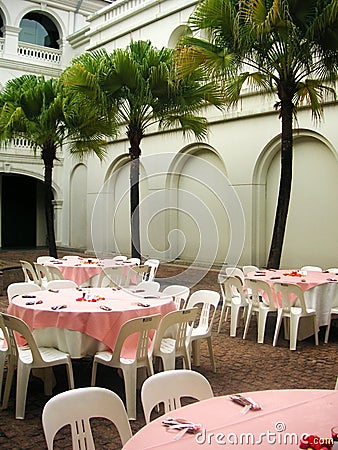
<box><xmin>0</xmin><ymin>249</ymin><xmax>337</xmax><ymax>449</ymax></box>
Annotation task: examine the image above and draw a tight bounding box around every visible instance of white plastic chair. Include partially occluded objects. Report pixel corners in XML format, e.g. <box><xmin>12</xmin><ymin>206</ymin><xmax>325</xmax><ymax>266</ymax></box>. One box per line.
<box><xmin>46</xmin><ymin>266</ymin><xmax>64</xmax><ymax>281</ymax></box>
<box><xmin>273</xmin><ymin>282</ymin><xmax>319</xmax><ymax>351</ymax></box>
<box><xmin>126</xmin><ymin>257</ymin><xmax>141</xmax><ymax>266</ymax></box>
<box><xmin>0</xmin><ymin>315</ymin><xmax>10</xmax><ymax>403</ymax></box>
<box><xmin>152</xmin><ymin>307</ymin><xmax>198</xmax><ymax>371</ymax></box>
<box><xmin>323</xmin><ymin>282</ymin><xmax>338</xmax><ymax>344</ymax></box>
<box><xmin>125</xmin><ymin>265</ymin><xmax>151</xmax><ymax>287</ymax></box>
<box><xmin>242</xmin><ymin>265</ymin><xmax>260</xmax><ymax>275</ymax></box>
<box><xmin>243</xmin><ymin>278</ymin><xmax>276</xmax><ymax>343</ymax></box>
<box><xmin>62</xmin><ymin>255</ymin><xmax>82</xmax><ymax>260</ymax></box>
<box><xmin>218</xmin><ymin>275</ymin><xmax>248</xmax><ymax>336</ymax></box>
<box><xmin>112</xmin><ymin>255</ymin><xmax>128</xmax><ymax>262</ymax></box>
<box><xmin>141</xmin><ymin>369</ymin><xmax>214</xmax><ymax>424</ymax></box>
<box><xmin>97</xmin><ymin>266</ymin><xmax>125</xmax><ymax>288</ymax></box>
<box><xmin>1</xmin><ymin>312</ymin><xmax>74</xmax><ymax>419</ymax></box>
<box><xmin>327</xmin><ymin>268</ymin><xmax>338</xmax><ymax>274</ymax></box>
<box><xmin>33</xmin><ymin>262</ymin><xmax>49</xmax><ymax>288</ymax></box>
<box><xmin>300</xmin><ymin>265</ymin><xmax>322</xmax><ymax>272</ymax></box>
<box><xmin>186</xmin><ymin>290</ymin><xmax>220</xmax><ymax>373</ymax></box>
<box><xmin>133</xmin><ymin>281</ymin><xmax>161</xmax><ymax>292</ymax></box>
<box><xmin>225</xmin><ymin>267</ymin><xmax>245</xmax><ymax>283</ymax></box>
<box><xmin>162</xmin><ymin>285</ymin><xmax>190</xmax><ymax>309</ymax></box>
<box><xmin>42</xmin><ymin>387</ymin><xmax>132</xmax><ymax>449</ymax></box>
<box><xmin>7</xmin><ymin>282</ymin><xmax>42</xmax><ymax>302</ymax></box>
<box><xmin>46</xmin><ymin>280</ymin><xmax>78</xmax><ymax>290</ymax></box>
<box><xmin>144</xmin><ymin>259</ymin><xmax>160</xmax><ymax>281</ymax></box>
<box><xmin>20</xmin><ymin>260</ymin><xmax>40</xmax><ymax>285</ymax></box>
<box><xmin>36</xmin><ymin>256</ymin><xmax>55</xmax><ymax>264</ymax></box>
<box><xmin>91</xmin><ymin>314</ymin><xmax>161</xmax><ymax>420</ymax></box>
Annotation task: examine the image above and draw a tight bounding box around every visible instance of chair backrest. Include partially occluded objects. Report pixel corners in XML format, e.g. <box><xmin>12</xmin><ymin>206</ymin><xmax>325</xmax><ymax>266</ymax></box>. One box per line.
<box><xmin>97</xmin><ymin>267</ymin><xmax>124</xmax><ymax>288</ymax></box>
<box><xmin>7</xmin><ymin>282</ymin><xmax>42</xmax><ymax>302</ymax></box>
<box><xmin>46</xmin><ymin>266</ymin><xmax>64</xmax><ymax>281</ymax></box>
<box><xmin>20</xmin><ymin>260</ymin><xmax>39</xmax><ymax>284</ymax></box>
<box><xmin>42</xmin><ymin>387</ymin><xmax>132</xmax><ymax>449</ymax></box>
<box><xmin>244</xmin><ymin>278</ymin><xmax>276</xmax><ymax>310</ymax></box>
<box><xmin>46</xmin><ymin>280</ymin><xmax>78</xmax><ymax>290</ymax></box>
<box><xmin>141</xmin><ymin>370</ymin><xmax>214</xmax><ymax>423</ymax></box>
<box><xmin>1</xmin><ymin>313</ymin><xmax>45</xmax><ymax>365</ymax></box>
<box><xmin>152</xmin><ymin>307</ymin><xmax>198</xmax><ymax>356</ymax></box>
<box><xmin>134</xmin><ymin>281</ymin><xmax>161</xmax><ymax>292</ymax></box>
<box><xmin>112</xmin><ymin>314</ymin><xmax>161</xmax><ymax>365</ymax></box>
<box><xmin>62</xmin><ymin>255</ymin><xmax>82</xmax><ymax>260</ymax></box>
<box><xmin>126</xmin><ymin>257</ymin><xmax>141</xmax><ymax>266</ymax></box>
<box><xmin>144</xmin><ymin>259</ymin><xmax>160</xmax><ymax>281</ymax></box>
<box><xmin>242</xmin><ymin>265</ymin><xmax>259</xmax><ymax>275</ymax></box>
<box><xmin>33</xmin><ymin>262</ymin><xmax>50</xmax><ymax>287</ymax></box>
<box><xmin>328</xmin><ymin>268</ymin><xmax>338</xmax><ymax>274</ymax></box>
<box><xmin>126</xmin><ymin>265</ymin><xmax>151</xmax><ymax>286</ymax></box>
<box><xmin>112</xmin><ymin>255</ymin><xmax>128</xmax><ymax>262</ymax></box>
<box><xmin>225</xmin><ymin>267</ymin><xmax>245</xmax><ymax>283</ymax></box>
<box><xmin>162</xmin><ymin>285</ymin><xmax>190</xmax><ymax>309</ymax></box>
<box><xmin>220</xmin><ymin>276</ymin><xmax>247</xmax><ymax>303</ymax></box>
<box><xmin>186</xmin><ymin>290</ymin><xmax>220</xmax><ymax>334</ymax></box>
<box><xmin>36</xmin><ymin>256</ymin><xmax>55</xmax><ymax>264</ymax></box>
<box><xmin>273</xmin><ymin>282</ymin><xmax>308</xmax><ymax>313</ymax></box>
<box><xmin>300</xmin><ymin>265</ymin><xmax>322</xmax><ymax>272</ymax></box>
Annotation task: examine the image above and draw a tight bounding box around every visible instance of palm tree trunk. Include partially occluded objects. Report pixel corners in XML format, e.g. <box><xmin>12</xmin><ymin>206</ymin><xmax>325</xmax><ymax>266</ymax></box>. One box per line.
<box><xmin>42</xmin><ymin>144</ymin><xmax>58</xmax><ymax>258</ymax></box>
<box><xmin>267</xmin><ymin>98</ymin><xmax>294</xmax><ymax>269</ymax></box>
<box><xmin>129</xmin><ymin>128</ymin><xmax>142</xmax><ymax>260</ymax></box>
<box><xmin>130</xmin><ymin>157</ymin><xmax>141</xmax><ymax>259</ymax></box>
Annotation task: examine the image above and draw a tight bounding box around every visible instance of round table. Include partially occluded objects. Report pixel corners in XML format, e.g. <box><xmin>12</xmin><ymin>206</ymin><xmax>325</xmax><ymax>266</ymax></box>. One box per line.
<box><xmin>246</xmin><ymin>269</ymin><xmax>338</xmax><ymax>339</ymax></box>
<box><xmin>7</xmin><ymin>287</ymin><xmax>176</xmax><ymax>358</ymax></box>
<box><xmin>123</xmin><ymin>389</ymin><xmax>338</xmax><ymax>449</ymax></box>
<box><xmin>45</xmin><ymin>257</ymin><xmax>135</xmax><ymax>286</ymax></box>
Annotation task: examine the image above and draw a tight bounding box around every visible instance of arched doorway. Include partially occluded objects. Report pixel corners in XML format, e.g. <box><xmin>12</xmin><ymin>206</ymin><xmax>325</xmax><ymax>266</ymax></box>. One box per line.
<box><xmin>1</xmin><ymin>174</ymin><xmax>46</xmax><ymax>248</ymax></box>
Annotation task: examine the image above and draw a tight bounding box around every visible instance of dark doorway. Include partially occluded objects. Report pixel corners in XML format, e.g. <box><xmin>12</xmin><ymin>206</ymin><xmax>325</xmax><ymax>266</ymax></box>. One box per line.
<box><xmin>1</xmin><ymin>174</ymin><xmax>37</xmax><ymax>248</ymax></box>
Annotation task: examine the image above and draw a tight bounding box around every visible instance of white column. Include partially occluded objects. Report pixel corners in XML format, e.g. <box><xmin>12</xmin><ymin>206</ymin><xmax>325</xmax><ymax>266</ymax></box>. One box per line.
<box><xmin>2</xmin><ymin>25</ymin><xmax>20</xmax><ymax>57</ymax></box>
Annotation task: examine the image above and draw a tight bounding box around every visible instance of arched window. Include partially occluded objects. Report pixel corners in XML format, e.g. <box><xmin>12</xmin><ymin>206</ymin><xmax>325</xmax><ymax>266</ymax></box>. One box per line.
<box><xmin>19</xmin><ymin>12</ymin><xmax>59</xmax><ymax>49</ymax></box>
<box><xmin>0</xmin><ymin>13</ymin><xmax>4</xmax><ymax>38</ymax></box>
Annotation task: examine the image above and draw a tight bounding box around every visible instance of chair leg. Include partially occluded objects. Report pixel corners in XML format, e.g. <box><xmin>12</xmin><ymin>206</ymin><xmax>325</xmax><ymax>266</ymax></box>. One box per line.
<box><xmin>122</xmin><ymin>366</ymin><xmax>137</xmax><ymax>420</ymax></box>
<box><xmin>1</xmin><ymin>354</ymin><xmax>16</xmax><ymax>410</ymax></box>
<box><xmin>242</xmin><ymin>304</ymin><xmax>253</xmax><ymax>340</ymax></box>
<box><xmin>66</xmin><ymin>360</ymin><xmax>75</xmax><ymax>389</ymax></box>
<box><xmin>289</xmin><ymin>315</ymin><xmax>300</xmax><ymax>351</ymax></box>
<box><xmin>230</xmin><ymin>304</ymin><xmax>242</xmax><ymax>337</ymax></box>
<box><xmin>191</xmin><ymin>339</ymin><xmax>200</xmax><ymax>366</ymax></box>
<box><xmin>206</xmin><ymin>337</ymin><xmax>216</xmax><ymax>373</ymax></box>
<box><xmin>313</xmin><ymin>316</ymin><xmax>319</xmax><ymax>346</ymax></box>
<box><xmin>324</xmin><ymin>314</ymin><xmax>332</xmax><ymax>344</ymax></box>
<box><xmin>16</xmin><ymin>363</ymin><xmax>31</xmax><ymax>419</ymax></box>
<box><xmin>257</xmin><ymin>310</ymin><xmax>269</xmax><ymax>344</ymax></box>
<box><xmin>217</xmin><ymin>303</ymin><xmax>229</xmax><ymax>333</ymax></box>
<box><xmin>91</xmin><ymin>360</ymin><xmax>98</xmax><ymax>386</ymax></box>
<box><xmin>273</xmin><ymin>310</ymin><xmax>283</xmax><ymax>347</ymax></box>
<box><xmin>0</xmin><ymin>354</ymin><xmax>6</xmax><ymax>403</ymax></box>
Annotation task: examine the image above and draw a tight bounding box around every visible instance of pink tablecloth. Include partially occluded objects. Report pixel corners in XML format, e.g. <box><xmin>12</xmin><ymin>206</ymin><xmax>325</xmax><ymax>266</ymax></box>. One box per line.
<box><xmin>7</xmin><ymin>287</ymin><xmax>176</xmax><ymax>357</ymax></box>
<box><xmin>123</xmin><ymin>389</ymin><xmax>338</xmax><ymax>449</ymax></box>
<box><xmin>246</xmin><ymin>269</ymin><xmax>338</xmax><ymax>299</ymax></box>
<box><xmin>45</xmin><ymin>258</ymin><xmax>134</xmax><ymax>286</ymax></box>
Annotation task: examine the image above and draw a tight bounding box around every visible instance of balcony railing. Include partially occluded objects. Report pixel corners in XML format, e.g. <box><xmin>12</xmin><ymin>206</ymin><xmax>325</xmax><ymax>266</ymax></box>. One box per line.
<box><xmin>17</xmin><ymin>42</ymin><xmax>61</xmax><ymax>64</ymax></box>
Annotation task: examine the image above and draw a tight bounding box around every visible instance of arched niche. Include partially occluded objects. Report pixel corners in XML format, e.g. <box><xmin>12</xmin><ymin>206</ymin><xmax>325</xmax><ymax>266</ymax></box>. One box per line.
<box><xmin>252</xmin><ymin>130</ymin><xmax>338</xmax><ymax>268</ymax></box>
<box><xmin>69</xmin><ymin>163</ymin><xmax>87</xmax><ymax>249</ymax></box>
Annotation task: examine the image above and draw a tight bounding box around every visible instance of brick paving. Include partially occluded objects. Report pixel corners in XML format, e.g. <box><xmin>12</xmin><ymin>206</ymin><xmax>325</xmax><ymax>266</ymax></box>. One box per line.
<box><xmin>0</xmin><ymin>249</ymin><xmax>337</xmax><ymax>449</ymax></box>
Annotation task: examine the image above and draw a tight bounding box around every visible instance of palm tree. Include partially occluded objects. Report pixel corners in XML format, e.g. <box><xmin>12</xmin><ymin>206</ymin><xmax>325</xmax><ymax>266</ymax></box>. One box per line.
<box><xmin>177</xmin><ymin>0</ymin><xmax>338</xmax><ymax>268</ymax></box>
<box><xmin>0</xmin><ymin>74</ymin><xmax>116</xmax><ymax>257</ymax></box>
<box><xmin>63</xmin><ymin>40</ymin><xmax>224</xmax><ymax>259</ymax></box>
